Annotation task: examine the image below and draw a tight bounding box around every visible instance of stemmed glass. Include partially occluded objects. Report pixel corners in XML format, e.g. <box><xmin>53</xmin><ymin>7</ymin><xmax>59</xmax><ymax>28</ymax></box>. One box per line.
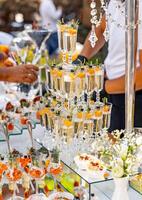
<box><xmin>57</xmin><ymin>24</ymin><xmax>67</xmax><ymax>64</ymax></box>
<box><xmin>61</xmin><ymin>115</ymin><xmax>74</xmax><ymax>145</ymax></box>
<box><xmin>62</xmin><ymin>68</ymin><xmax>76</xmax><ymax>109</ymax></box>
<box><xmin>83</xmin><ymin>108</ymin><xmax>94</xmax><ymax>138</ymax></box>
<box><xmin>12</xmin><ymin>34</ymin><xmax>33</xmax><ymax>64</ymax></box>
<box><xmin>26</xmin><ymin>29</ymin><xmax>51</xmax><ymax>65</ymax></box>
<box><xmin>28</xmin><ymin>155</ymin><xmax>47</xmax><ymax>200</ymax></box>
<box><xmin>49</xmin><ymin>149</ymin><xmax>63</xmax><ymax>190</ymax></box>
<box><xmin>86</xmin><ymin>65</ymin><xmax>96</xmax><ymax>106</ymax></box>
<box><xmin>17</xmin><ymin>156</ymin><xmax>32</xmax><ymax>199</ymax></box>
<box><xmin>54</xmin><ymin>67</ymin><xmax>64</xmax><ymax>98</ymax></box>
<box><xmin>94</xmin><ymin>65</ymin><xmax>104</xmax><ymax>104</ymax></box>
<box><xmin>26</xmin><ymin>28</ymin><xmax>51</xmax><ymax>96</ymax></box>
<box><xmin>75</xmin><ymin>67</ymin><xmax>86</xmax><ymax>103</ymax></box>
<box><xmin>57</xmin><ymin>21</ymin><xmax>78</xmax><ymax>66</ymax></box>
<box><xmin>102</xmin><ymin>102</ymin><xmax>112</xmax><ymax>132</ymax></box>
<box><xmin>63</xmin><ymin>24</ymin><xmax>78</xmax><ymax>65</ymax></box>
<box><xmin>38</xmin><ymin>49</ymin><xmax>48</xmax><ymax>96</ymax></box>
<box><xmin>92</xmin><ymin>105</ymin><xmax>103</xmax><ymax>136</ymax></box>
<box><xmin>6</xmin><ymin>159</ymin><xmax>23</xmax><ymax>200</ymax></box>
<box><xmin>0</xmin><ymin>159</ymin><xmax>8</xmax><ymax>199</ymax></box>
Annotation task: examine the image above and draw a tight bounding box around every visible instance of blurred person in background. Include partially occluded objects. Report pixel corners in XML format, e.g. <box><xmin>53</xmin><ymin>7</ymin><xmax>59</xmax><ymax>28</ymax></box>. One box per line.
<box><xmin>39</xmin><ymin>0</ymin><xmax>62</xmax><ymax>56</ymax></box>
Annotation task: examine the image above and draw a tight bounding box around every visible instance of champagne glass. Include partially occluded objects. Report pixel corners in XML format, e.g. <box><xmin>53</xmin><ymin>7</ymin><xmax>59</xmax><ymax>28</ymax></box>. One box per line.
<box><xmin>92</xmin><ymin>105</ymin><xmax>103</xmax><ymax>136</ymax></box>
<box><xmin>94</xmin><ymin>65</ymin><xmax>104</xmax><ymax>104</ymax></box>
<box><xmin>86</xmin><ymin>65</ymin><xmax>96</xmax><ymax>106</ymax></box>
<box><xmin>61</xmin><ymin>115</ymin><xmax>74</xmax><ymax>146</ymax></box>
<box><xmin>50</xmin><ymin>65</ymin><xmax>58</xmax><ymax>92</ymax></box>
<box><xmin>76</xmin><ymin>67</ymin><xmax>86</xmax><ymax>102</ymax></box>
<box><xmin>38</xmin><ymin>49</ymin><xmax>48</xmax><ymax>96</ymax></box>
<box><xmin>62</xmin><ymin>68</ymin><xmax>76</xmax><ymax>109</ymax></box>
<box><xmin>63</xmin><ymin>25</ymin><xmax>78</xmax><ymax>65</ymax></box>
<box><xmin>54</xmin><ymin>67</ymin><xmax>64</xmax><ymax>98</ymax></box>
<box><xmin>102</xmin><ymin>102</ymin><xmax>112</xmax><ymax>131</ymax></box>
<box><xmin>83</xmin><ymin>109</ymin><xmax>94</xmax><ymax>138</ymax></box>
<box><xmin>73</xmin><ymin>108</ymin><xmax>84</xmax><ymax>138</ymax></box>
<box><xmin>57</xmin><ymin>24</ymin><xmax>67</xmax><ymax>64</ymax></box>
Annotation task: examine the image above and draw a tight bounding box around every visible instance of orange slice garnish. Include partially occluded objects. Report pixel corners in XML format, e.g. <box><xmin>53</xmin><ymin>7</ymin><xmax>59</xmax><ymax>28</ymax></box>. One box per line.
<box><xmin>67</xmin><ymin>28</ymin><xmax>77</xmax><ymax>35</ymax></box>
<box><xmin>77</xmin><ymin>112</ymin><xmax>83</xmax><ymax>119</ymax></box>
<box><xmin>87</xmin><ymin>68</ymin><xmax>95</xmax><ymax>75</ymax></box>
<box><xmin>77</xmin><ymin>72</ymin><xmax>85</xmax><ymax>79</ymax></box>
<box><xmin>69</xmin><ymin>73</ymin><xmax>76</xmax><ymax>80</ymax></box>
<box><xmin>64</xmin><ymin>119</ymin><xmax>73</xmax><ymax>127</ymax></box>
<box><xmin>94</xmin><ymin>66</ymin><xmax>101</xmax><ymax>72</ymax></box>
<box><xmin>50</xmin><ymin>69</ymin><xmax>57</xmax><ymax>76</ymax></box>
<box><xmin>94</xmin><ymin>110</ymin><xmax>102</xmax><ymax>117</ymax></box>
<box><xmin>85</xmin><ymin>112</ymin><xmax>93</xmax><ymax>119</ymax></box>
<box><xmin>56</xmin><ymin>70</ymin><xmax>63</xmax><ymax>78</ymax></box>
<box><xmin>103</xmin><ymin>105</ymin><xmax>110</xmax><ymax>113</ymax></box>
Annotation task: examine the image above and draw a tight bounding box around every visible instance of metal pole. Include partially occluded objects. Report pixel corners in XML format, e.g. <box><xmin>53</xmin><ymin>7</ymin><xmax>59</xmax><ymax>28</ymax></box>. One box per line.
<box><xmin>125</xmin><ymin>0</ymin><xmax>137</xmax><ymax>133</ymax></box>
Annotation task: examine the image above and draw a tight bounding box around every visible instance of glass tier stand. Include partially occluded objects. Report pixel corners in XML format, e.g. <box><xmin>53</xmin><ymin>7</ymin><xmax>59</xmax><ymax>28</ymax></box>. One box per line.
<box><xmin>58</xmin><ymin>160</ymin><xmax>142</xmax><ymax>200</ymax></box>
<box><xmin>0</xmin><ymin>124</ymin><xmax>141</xmax><ymax>199</ymax></box>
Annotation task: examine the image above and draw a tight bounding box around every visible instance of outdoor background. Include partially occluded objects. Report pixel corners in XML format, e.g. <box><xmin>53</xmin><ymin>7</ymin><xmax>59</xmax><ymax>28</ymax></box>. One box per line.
<box><xmin>0</xmin><ymin>0</ymin><xmax>107</xmax><ymax>62</ymax></box>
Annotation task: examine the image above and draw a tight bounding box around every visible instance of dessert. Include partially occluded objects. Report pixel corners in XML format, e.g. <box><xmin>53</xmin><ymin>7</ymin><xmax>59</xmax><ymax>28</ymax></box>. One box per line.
<box><xmin>7</xmin><ymin>122</ymin><xmax>14</xmax><ymax>132</ymax></box>
<box><xmin>20</xmin><ymin>99</ymin><xmax>30</xmax><ymax>108</ymax></box>
<box><xmin>5</xmin><ymin>102</ymin><xmax>14</xmax><ymax>112</ymax></box>
<box><xmin>130</xmin><ymin>174</ymin><xmax>142</xmax><ymax>194</ymax></box>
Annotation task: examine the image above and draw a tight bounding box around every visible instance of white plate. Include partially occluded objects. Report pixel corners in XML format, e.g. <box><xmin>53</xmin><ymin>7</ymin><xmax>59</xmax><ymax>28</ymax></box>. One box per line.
<box><xmin>28</xmin><ymin>193</ymin><xmax>48</xmax><ymax>200</ymax></box>
<box><xmin>74</xmin><ymin>154</ymin><xmax>98</xmax><ymax>170</ymax></box>
<box><xmin>48</xmin><ymin>192</ymin><xmax>74</xmax><ymax>200</ymax></box>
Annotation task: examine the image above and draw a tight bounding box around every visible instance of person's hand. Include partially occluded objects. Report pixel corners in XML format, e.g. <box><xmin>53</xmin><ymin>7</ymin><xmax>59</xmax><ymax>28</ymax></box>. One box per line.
<box><xmin>7</xmin><ymin>64</ymin><xmax>39</xmax><ymax>84</ymax></box>
<box><xmin>73</xmin><ymin>55</ymin><xmax>88</xmax><ymax>65</ymax></box>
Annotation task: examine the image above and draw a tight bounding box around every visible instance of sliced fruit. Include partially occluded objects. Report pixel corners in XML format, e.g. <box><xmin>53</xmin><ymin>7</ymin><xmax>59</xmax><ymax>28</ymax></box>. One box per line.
<box><xmin>7</xmin><ymin>122</ymin><xmax>14</xmax><ymax>131</ymax></box>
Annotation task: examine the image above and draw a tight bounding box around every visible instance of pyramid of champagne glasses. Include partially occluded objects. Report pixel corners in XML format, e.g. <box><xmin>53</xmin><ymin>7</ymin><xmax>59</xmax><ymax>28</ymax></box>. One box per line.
<box><xmin>37</xmin><ymin>20</ymin><xmax>112</xmax><ymax>161</ymax></box>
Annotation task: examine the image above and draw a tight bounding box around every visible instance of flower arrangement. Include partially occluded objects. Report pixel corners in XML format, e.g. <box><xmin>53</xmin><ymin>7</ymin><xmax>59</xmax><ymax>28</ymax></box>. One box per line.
<box><xmin>92</xmin><ymin>130</ymin><xmax>142</xmax><ymax>178</ymax></box>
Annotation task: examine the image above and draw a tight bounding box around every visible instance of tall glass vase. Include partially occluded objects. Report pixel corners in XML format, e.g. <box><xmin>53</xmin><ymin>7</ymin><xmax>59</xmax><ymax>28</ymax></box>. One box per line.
<box><xmin>112</xmin><ymin>177</ymin><xmax>129</xmax><ymax>200</ymax></box>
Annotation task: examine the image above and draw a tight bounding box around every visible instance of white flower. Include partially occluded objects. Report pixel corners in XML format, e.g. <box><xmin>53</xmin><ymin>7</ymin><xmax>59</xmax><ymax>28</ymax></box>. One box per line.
<box><xmin>115</xmin><ymin>158</ymin><xmax>123</xmax><ymax>167</ymax></box>
<box><xmin>112</xmin><ymin>166</ymin><xmax>124</xmax><ymax>178</ymax></box>
<box><xmin>136</xmin><ymin>136</ymin><xmax>142</xmax><ymax>146</ymax></box>
<box><xmin>120</xmin><ymin>145</ymin><xmax>128</xmax><ymax>160</ymax></box>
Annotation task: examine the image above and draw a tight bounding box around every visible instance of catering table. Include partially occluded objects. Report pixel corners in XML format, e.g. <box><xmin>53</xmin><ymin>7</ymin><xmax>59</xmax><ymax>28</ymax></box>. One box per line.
<box><xmin>0</xmin><ymin>125</ymin><xmax>141</xmax><ymax>200</ymax></box>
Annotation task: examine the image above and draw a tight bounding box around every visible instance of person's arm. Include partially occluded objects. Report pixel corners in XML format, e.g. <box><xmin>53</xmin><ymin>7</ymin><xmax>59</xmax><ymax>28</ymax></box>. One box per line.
<box><xmin>105</xmin><ymin>50</ymin><xmax>142</xmax><ymax>94</ymax></box>
<box><xmin>80</xmin><ymin>15</ymin><xmax>106</xmax><ymax>60</ymax></box>
<box><xmin>0</xmin><ymin>64</ymin><xmax>38</xmax><ymax>83</ymax></box>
